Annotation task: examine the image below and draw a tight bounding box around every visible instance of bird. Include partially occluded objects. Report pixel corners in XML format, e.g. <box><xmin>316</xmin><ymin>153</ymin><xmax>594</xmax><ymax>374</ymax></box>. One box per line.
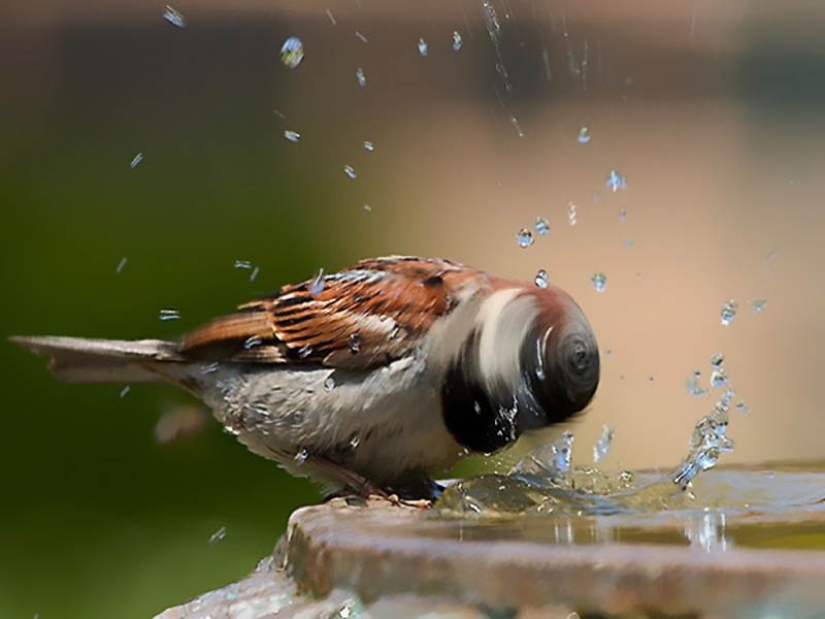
<box><xmin>10</xmin><ymin>256</ymin><xmax>600</xmax><ymax>499</ymax></box>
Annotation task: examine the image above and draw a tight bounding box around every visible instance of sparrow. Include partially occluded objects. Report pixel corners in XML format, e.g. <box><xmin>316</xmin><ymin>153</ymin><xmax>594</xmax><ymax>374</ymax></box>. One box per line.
<box><xmin>10</xmin><ymin>256</ymin><xmax>600</xmax><ymax>499</ymax></box>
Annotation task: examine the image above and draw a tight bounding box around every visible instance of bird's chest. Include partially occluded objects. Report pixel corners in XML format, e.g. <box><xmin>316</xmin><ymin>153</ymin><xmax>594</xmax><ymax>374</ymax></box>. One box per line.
<box><xmin>199</xmin><ymin>356</ymin><xmax>463</xmax><ymax>483</ymax></box>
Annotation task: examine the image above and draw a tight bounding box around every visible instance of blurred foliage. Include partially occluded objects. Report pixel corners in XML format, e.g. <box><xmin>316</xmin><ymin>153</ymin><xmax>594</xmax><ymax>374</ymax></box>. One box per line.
<box><xmin>0</xmin><ymin>21</ymin><xmax>343</xmax><ymax>619</ymax></box>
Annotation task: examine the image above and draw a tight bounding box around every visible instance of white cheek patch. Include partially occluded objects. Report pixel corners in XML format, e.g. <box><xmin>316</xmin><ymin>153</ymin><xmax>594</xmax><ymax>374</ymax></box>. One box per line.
<box><xmin>475</xmin><ymin>289</ymin><xmax>539</xmax><ymax>392</ymax></box>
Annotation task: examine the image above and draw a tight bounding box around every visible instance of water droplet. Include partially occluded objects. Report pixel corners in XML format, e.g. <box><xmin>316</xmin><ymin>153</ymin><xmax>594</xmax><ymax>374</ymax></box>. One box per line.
<box><xmin>710</xmin><ymin>352</ymin><xmax>724</xmax><ymax>368</ymax></box>
<box><xmin>325</xmin><ymin>9</ymin><xmax>337</xmax><ymax>25</ymax></box>
<box><xmin>363</xmin><ymin>140</ymin><xmax>374</xmax><ymax>152</ymax></box>
<box><xmin>473</xmin><ymin>401</ymin><xmax>482</xmax><ymax>415</ymax></box>
<box><xmin>567</xmin><ymin>201</ymin><xmax>578</xmax><ymax>226</ymax></box>
<box><xmin>510</xmin><ymin>116</ymin><xmax>525</xmax><ymax>138</ymax></box>
<box><xmin>710</xmin><ymin>370</ymin><xmax>728</xmax><ymax>388</ymax></box>
<box><xmin>249</xmin><ymin>266</ymin><xmax>260</xmax><ymax>282</ymax></box>
<box><xmin>129</xmin><ymin>152</ymin><xmax>144</xmax><ymax>169</ymax></box>
<box><xmin>516</xmin><ymin>228</ymin><xmax>534</xmax><ymax>248</ymax></box>
<box><xmin>349</xmin><ymin>436</ymin><xmax>360</xmax><ymax>449</ymax></box>
<box><xmin>591</xmin><ymin>272</ymin><xmax>607</xmax><ymax>293</ymax></box>
<box><xmin>534</xmin><ymin>269</ymin><xmax>549</xmax><ymax>289</ymax></box>
<box><xmin>363</xmin><ymin>204</ymin><xmax>372</xmax><ymax>212</ymax></box>
<box><xmin>355</xmin><ymin>67</ymin><xmax>366</xmax><ymax>87</ymax></box>
<box><xmin>619</xmin><ymin>209</ymin><xmax>627</xmax><ymax>223</ymax></box>
<box><xmin>159</xmin><ymin>308</ymin><xmax>181</xmax><ymax>321</ymax></box>
<box><xmin>294</xmin><ymin>449</ymin><xmax>309</xmax><ymax>465</ymax></box>
<box><xmin>308</xmin><ymin>268</ymin><xmax>325</xmax><ymax>296</ymax></box>
<box><xmin>534</xmin><ymin>217</ymin><xmax>550</xmax><ymax>236</ymax></box>
<box><xmin>417</xmin><ymin>38</ymin><xmax>428</xmax><ymax>57</ymax></box>
<box><xmin>324</xmin><ymin>376</ymin><xmax>335</xmax><ymax>392</ymax></box>
<box><xmin>234</xmin><ymin>259</ymin><xmax>252</xmax><ymax>270</ymax></box>
<box><xmin>605</xmin><ymin>169</ymin><xmax>628</xmax><ymax>192</ymax></box>
<box><xmin>686</xmin><ymin>371</ymin><xmax>707</xmax><ymax>396</ymax></box>
<box><xmin>552</xmin><ymin>431</ymin><xmax>575</xmax><ymax>476</ymax></box>
<box><xmin>735</xmin><ymin>401</ymin><xmax>750</xmax><ymax>414</ymax></box>
<box><xmin>750</xmin><ymin>298</ymin><xmax>767</xmax><ymax>314</ymax></box>
<box><xmin>577</xmin><ymin>126</ymin><xmax>591</xmax><ymax>144</ymax></box>
<box><xmin>343</xmin><ymin>165</ymin><xmax>357</xmax><ymax>180</ymax></box>
<box><xmin>119</xmin><ymin>385</ymin><xmax>131</xmax><ymax>398</ymax></box>
<box><xmin>280</xmin><ymin>37</ymin><xmax>304</xmax><ymax>68</ymax></box>
<box><xmin>283</xmin><ymin>130</ymin><xmax>301</xmax><ymax>142</ymax></box>
<box><xmin>162</xmin><ymin>5</ymin><xmax>186</xmax><ymax>28</ymax></box>
<box><xmin>593</xmin><ymin>425</ymin><xmax>614</xmax><ymax>463</ymax></box>
<box><xmin>348</xmin><ymin>333</ymin><xmax>362</xmax><ymax>353</ymax></box>
<box><xmin>116</xmin><ymin>257</ymin><xmax>128</xmax><ymax>274</ymax></box>
<box><xmin>243</xmin><ymin>335</ymin><xmax>263</xmax><ymax>349</ymax></box>
<box><xmin>208</xmin><ymin>526</ymin><xmax>227</xmax><ymax>545</ymax></box>
<box><xmin>201</xmin><ymin>362</ymin><xmax>219</xmax><ymax>375</ymax></box>
<box><xmin>354</xmin><ymin>31</ymin><xmax>368</xmax><ymax>44</ymax></box>
<box><xmin>297</xmin><ymin>344</ymin><xmax>313</xmax><ymax>359</ymax></box>
<box><xmin>720</xmin><ymin>300</ymin><xmax>738</xmax><ymax>326</ymax></box>
<box><xmin>452</xmin><ymin>31</ymin><xmax>463</xmax><ymax>51</ymax></box>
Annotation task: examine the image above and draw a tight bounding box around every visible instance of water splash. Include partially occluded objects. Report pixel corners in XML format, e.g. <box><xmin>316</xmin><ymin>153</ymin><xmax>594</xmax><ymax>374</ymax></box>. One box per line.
<box><xmin>363</xmin><ymin>140</ymin><xmax>375</xmax><ymax>152</ymax></box>
<box><xmin>577</xmin><ymin>126</ymin><xmax>591</xmax><ymax>144</ymax></box>
<box><xmin>591</xmin><ymin>272</ymin><xmax>607</xmax><ymax>293</ymax></box>
<box><xmin>116</xmin><ymin>257</ymin><xmax>128</xmax><ymax>274</ymax></box>
<box><xmin>534</xmin><ymin>217</ymin><xmax>550</xmax><ymax>236</ymax></box>
<box><xmin>452</xmin><ymin>31</ymin><xmax>463</xmax><ymax>51</ymax></box>
<box><xmin>355</xmin><ymin>67</ymin><xmax>366</xmax><ymax>87</ymax></box>
<box><xmin>516</xmin><ymin>228</ymin><xmax>534</xmax><ymax>248</ymax></box>
<box><xmin>163</xmin><ymin>5</ymin><xmax>186</xmax><ymax>28</ymax></box>
<box><xmin>283</xmin><ymin>130</ymin><xmax>300</xmax><ymax>142</ymax></box>
<box><xmin>534</xmin><ymin>269</ymin><xmax>549</xmax><ymax>289</ymax></box>
<box><xmin>159</xmin><ymin>308</ymin><xmax>181</xmax><ymax>321</ymax></box>
<box><xmin>129</xmin><ymin>152</ymin><xmax>144</xmax><ymax>169</ymax></box>
<box><xmin>605</xmin><ymin>169</ymin><xmax>628</xmax><ymax>192</ymax></box>
<box><xmin>750</xmin><ymin>298</ymin><xmax>767</xmax><ymax>314</ymax></box>
<box><xmin>417</xmin><ymin>38</ymin><xmax>428</xmax><ymax>57</ymax></box>
<box><xmin>343</xmin><ymin>165</ymin><xmax>357</xmax><ymax>180</ymax></box>
<box><xmin>481</xmin><ymin>0</ymin><xmax>511</xmax><ymax>91</ymax></box>
<box><xmin>280</xmin><ymin>37</ymin><xmax>305</xmax><ymax>69</ymax></box>
<box><xmin>567</xmin><ymin>201</ymin><xmax>578</xmax><ymax>226</ymax></box>
<box><xmin>593</xmin><ymin>426</ymin><xmax>614</xmax><ymax>463</ymax></box>
<box><xmin>720</xmin><ymin>300</ymin><xmax>738</xmax><ymax>326</ymax></box>
<box><xmin>308</xmin><ymin>268</ymin><xmax>325</xmax><ymax>296</ymax></box>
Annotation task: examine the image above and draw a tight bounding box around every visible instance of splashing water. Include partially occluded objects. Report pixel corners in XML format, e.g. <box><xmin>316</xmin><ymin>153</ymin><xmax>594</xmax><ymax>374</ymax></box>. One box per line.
<box><xmin>159</xmin><ymin>308</ymin><xmax>181</xmax><ymax>321</ymax></box>
<box><xmin>343</xmin><ymin>165</ymin><xmax>357</xmax><ymax>180</ymax></box>
<box><xmin>280</xmin><ymin>37</ymin><xmax>305</xmax><ymax>69</ymax></box>
<box><xmin>163</xmin><ymin>5</ymin><xmax>186</xmax><ymax>28</ymax></box>
<box><xmin>593</xmin><ymin>426</ymin><xmax>615</xmax><ymax>463</ymax></box>
<box><xmin>534</xmin><ymin>217</ymin><xmax>550</xmax><ymax>236</ymax></box>
<box><xmin>577</xmin><ymin>126</ymin><xmax>591</xmax><ymax>144</ymax></box>
<box><xmin>686</xmin><ymin>371</ymin><xmax>708</xmax><ymax>397</ymax></box>
<box><xmin>348</xmin><ymin>333</ymin><xmax>362</xmax><ymax>354</ymax></box>
<box><xmin>720</xmin><ymin>300</ymin><xmax>738</xmax><ymax>326</ymax></box>
<box><xmin>534</xmin><ymin>269</ymin><xmax>549</xmax><ymax>289</ymax></box>
<box><xmin>324</xmin><ymin>377</ymin><xmax>335</xmax><ymax>392</ymax></box>
<box><xmin>116</xmin><ymin>257</ymin><xmax>128</xmax><ymax>274</ymax></box>
<box><xmin>308</xmin><ymin>268</ymin><xmax>325</xmax><ymax>296</ymax></box>
<box><xmin>294</xmin><ymin>449</ymin><xmax>309</xmax><ymax>465</ymax></box>
<box><xmin>605</xmin><ymin>170</ymin><xmax>628</xmax><ymax>192</ymax></box>
<box><xmin>208</xmin><ymin>526</ymin><xmax>227</xmax><ymax>545</ymax></box>
<box><xmin>751</xmin><ymin>298</ymin><xmax>767</xmax><ymax>313</ymax></box>
<box><xmin>355</xmin><ymin>67</ymin><xmax>366</xmax><ymax>87</ymax></box>
<box><xmin>417</xmin><ymin>38</ymin><xmax>428</xmax><ymax>57</ymax></box>
<box><xmin>567</xmin><ymin>201</ymin><xmax>578</xmax><ymax>226</ymax></box>
<box><xmin>363</xmin><ymin>140</ymin><xmax>374</xmax><ymax>152</ymax></box>
<box><xmin>129</xmin><ymin>152</ymin><xmax>144</xmax><ymax>169</ymax></box>
<box><xmin>516</xmin><ymin>228</ymin><xmax>534</xmax><ymax>248</ymax></box>
<box><xmin>591</xmin><ymin>272</ymin><xmax>607</xmax><ymax>292</ymax></box>
<box><xmin>283</xmin><ymin>130</ymin><xmax>300</xmax><ymax>143</ymax></box>
<box><xmin>481</xmin><ymin>0</ymin><xmax>511</xmax><ymax>91</ymax></box>
<box><xmin>710</xmin><ymin>369</ymin><xmax>728</xmax><ymax>388</ymax></box>
<box><xmin>452</xmin><ymin>31</ymin><xmax>463</xmax><ymax>51</ymax></box>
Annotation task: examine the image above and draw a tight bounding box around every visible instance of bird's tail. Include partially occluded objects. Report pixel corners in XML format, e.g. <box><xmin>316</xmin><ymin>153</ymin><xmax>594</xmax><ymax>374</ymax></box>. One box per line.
<box><xmin>9</xmin><ymin>335</ymin><xmax>184</xmax><ymax>383</ymax></box>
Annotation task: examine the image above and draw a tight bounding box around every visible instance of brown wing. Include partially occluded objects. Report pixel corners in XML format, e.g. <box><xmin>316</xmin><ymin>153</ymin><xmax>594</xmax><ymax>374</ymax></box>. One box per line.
<box><xmin>178</xmin><ymin>256</ymin><xmax>486</xmax><ymax>370</ymax></box>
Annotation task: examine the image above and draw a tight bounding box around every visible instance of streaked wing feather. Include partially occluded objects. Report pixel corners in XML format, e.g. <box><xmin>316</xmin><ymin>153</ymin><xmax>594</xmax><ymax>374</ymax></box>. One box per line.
<box><xmin>178</xmin><ymin>256</ymin><xmax>484</xmax><ymax>369</ymax></box>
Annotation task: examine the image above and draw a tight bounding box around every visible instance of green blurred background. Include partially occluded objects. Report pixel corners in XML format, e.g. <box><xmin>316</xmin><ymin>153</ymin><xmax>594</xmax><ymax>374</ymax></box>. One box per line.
<box><xmin>3</xmin><ymin>0</ymin><xmax>825</xmax><ymax>616</ymax></box>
